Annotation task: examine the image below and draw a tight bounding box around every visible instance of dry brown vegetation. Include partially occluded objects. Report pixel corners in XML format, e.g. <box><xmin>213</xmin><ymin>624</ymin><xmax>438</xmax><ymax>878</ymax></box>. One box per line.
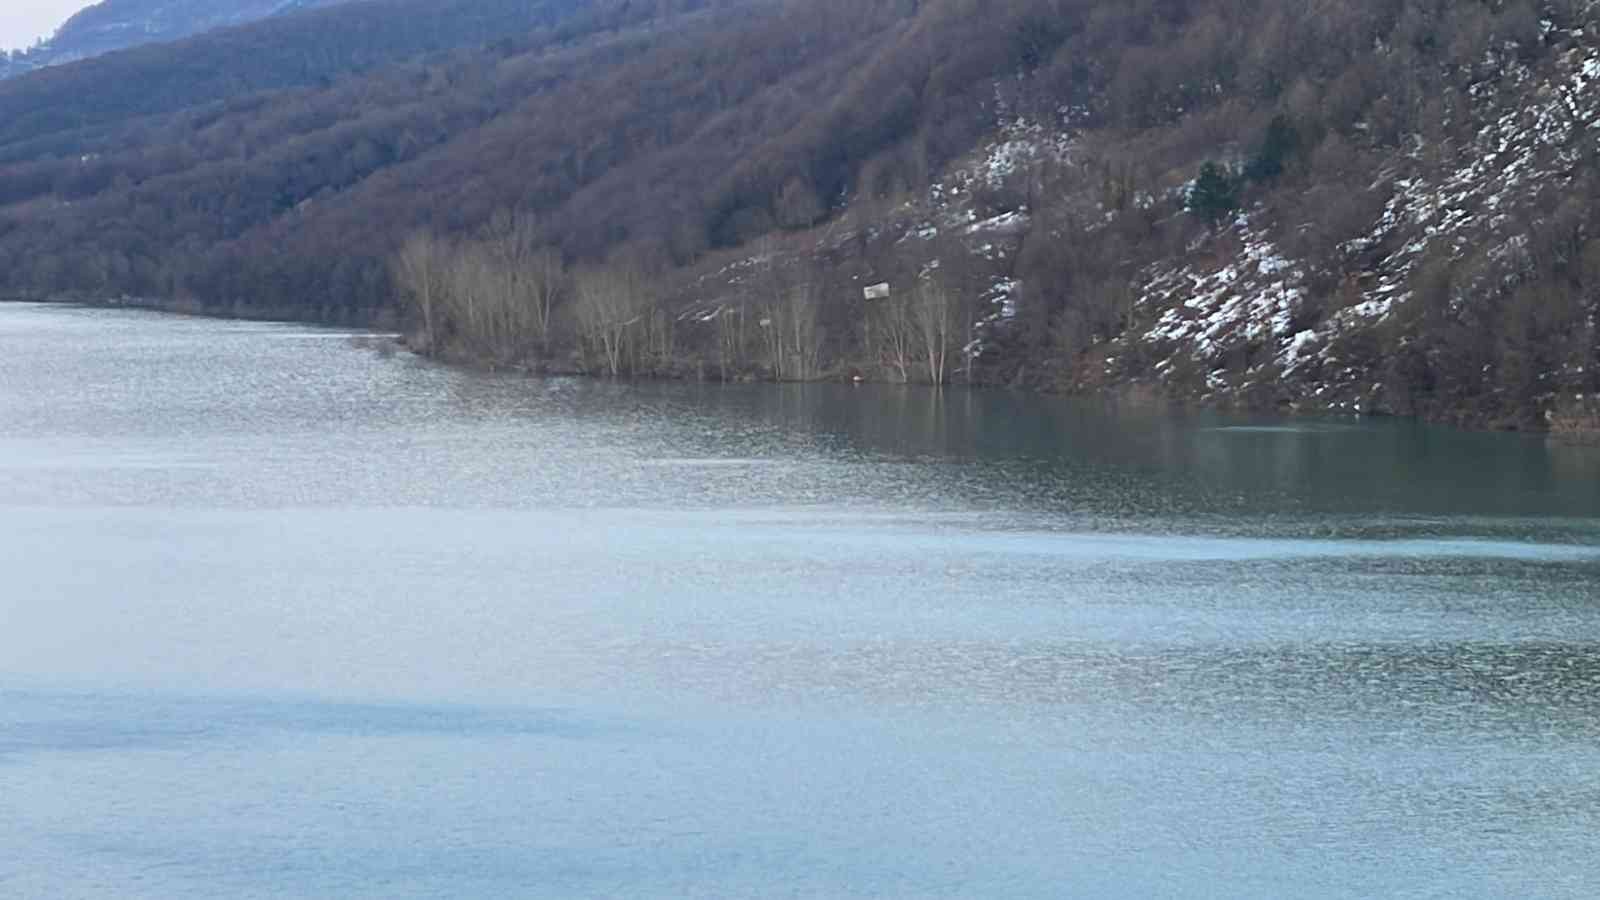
<box><xmin>1549</xmin><ymin>397</ymin><xmax>1600</xmax><ymax>444</ymax></box>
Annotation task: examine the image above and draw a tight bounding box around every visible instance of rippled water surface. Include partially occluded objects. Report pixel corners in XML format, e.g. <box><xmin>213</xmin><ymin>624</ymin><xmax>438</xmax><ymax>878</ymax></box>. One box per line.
<box><xmin>3</xmin><ymin>303</ymin><xmax>1599</xmax><ymax>898</ymax></box>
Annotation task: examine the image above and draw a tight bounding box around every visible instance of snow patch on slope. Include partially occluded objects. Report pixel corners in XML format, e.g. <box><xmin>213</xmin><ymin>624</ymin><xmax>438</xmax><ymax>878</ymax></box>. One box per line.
<box><xmin>1120</xmin><ymin>33</ymin><xmax>1600</xmax><ymax>410</ymax></box>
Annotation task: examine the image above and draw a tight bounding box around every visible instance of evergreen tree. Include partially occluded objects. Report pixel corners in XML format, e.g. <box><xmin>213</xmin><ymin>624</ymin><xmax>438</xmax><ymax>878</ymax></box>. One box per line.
<box><xmin>1244</xmin><ymin>115</ymin><xmax>1300</xmax><ymax>182</ymax></box>
<box><xmin>1187</xmin><ymin>161</ymin><xmax>1240</xmax><ymax>227</ymax></box>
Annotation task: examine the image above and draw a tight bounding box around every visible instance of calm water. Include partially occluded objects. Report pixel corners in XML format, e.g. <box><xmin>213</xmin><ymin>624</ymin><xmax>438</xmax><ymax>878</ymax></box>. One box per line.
<box><xmin>2</xmin><ymin>302</ymin><xmax>1599</xmax><ymax>898</ymax></box>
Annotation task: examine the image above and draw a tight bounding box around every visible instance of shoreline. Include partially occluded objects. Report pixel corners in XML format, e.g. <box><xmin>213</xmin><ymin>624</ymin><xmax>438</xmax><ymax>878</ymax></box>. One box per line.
<box><xmin>7</xmin><ymin>294</ymin><xmax>1595</xmax><ymax>444</ymax></box>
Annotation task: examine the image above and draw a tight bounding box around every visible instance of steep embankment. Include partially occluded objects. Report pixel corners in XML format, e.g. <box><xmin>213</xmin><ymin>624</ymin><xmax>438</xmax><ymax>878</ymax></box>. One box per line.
<box><xmin>1110</xmin><ymin>24</ymin><xmax>1600</xmax><ymax>430</ymax></box>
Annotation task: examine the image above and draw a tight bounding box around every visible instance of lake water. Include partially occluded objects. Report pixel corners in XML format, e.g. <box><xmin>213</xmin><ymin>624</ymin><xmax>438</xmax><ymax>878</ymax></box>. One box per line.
<box><xmin>3</xmin><ymin>302</ymin><xmax>1599</xmax><ymax>898</ymax></box>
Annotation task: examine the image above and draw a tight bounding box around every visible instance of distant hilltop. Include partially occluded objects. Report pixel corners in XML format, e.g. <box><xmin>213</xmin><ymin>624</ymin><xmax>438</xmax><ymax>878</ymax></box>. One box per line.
<box><xmin>1</xmin><ymin>0</ymin><xmax>355</xmax><ymax>79</ymax></box>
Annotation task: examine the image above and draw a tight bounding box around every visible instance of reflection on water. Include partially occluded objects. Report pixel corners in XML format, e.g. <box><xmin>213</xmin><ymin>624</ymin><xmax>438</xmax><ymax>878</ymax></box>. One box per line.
<box><xmin>2</xmin><ymin>302</ymin><xmax>1599</xmax><ymax>899</ymax></box>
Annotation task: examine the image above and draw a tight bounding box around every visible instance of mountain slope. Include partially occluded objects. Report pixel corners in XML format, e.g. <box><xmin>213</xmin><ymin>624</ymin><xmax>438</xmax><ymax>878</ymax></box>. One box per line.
<box><xmin>0</xmin><ymin>0</ymin><xmax>601</xmax><ymax>160</ymax></box>
<box><xmin>1094</xmin><ymin>12</ymin><xmax>1600</xmax><ymax>430</ymax></box>
<box><xmin>0</xmin><ymin>0</ymin><xmax>1596</xmax><ymax>433</ymax></box>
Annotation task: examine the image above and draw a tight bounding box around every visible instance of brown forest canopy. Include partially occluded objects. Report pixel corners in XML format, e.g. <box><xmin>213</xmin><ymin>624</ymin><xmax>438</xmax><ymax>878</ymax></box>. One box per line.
<box><xmin>0</xmin><ymin>0</ymin><xmax>1596</xmax><ymax>429</ymax></box>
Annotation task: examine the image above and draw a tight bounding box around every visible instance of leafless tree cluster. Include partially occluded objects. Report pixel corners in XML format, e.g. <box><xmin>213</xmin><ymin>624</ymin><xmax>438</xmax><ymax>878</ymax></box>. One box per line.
<box><xmin>761</xmin><ymin>283</ymin><xmax>824</xmax><ymax>382</ymax></box>
<box><xmin>729</xmin><ymin>240</ymin><xmax>826</xmax><ymax>382</ymax></box>
<box><xmin>869</xmin><ymin>274</ymin><xmax>974</xmax><ymax>385</ymax></box>
<box><xmin>572</xmin><ymin>263</ymin><xmax>652</xmax><ymax>376</ymax></box>
<box><xmin>391</xmin><ymin>211</ymin><xmax>566</xmax><ymax>365</ymax></box>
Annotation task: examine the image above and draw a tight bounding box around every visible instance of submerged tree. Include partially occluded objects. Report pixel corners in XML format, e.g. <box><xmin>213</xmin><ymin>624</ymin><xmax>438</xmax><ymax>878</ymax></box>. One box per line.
<box><xmin>871</xmin><ymin>287</ymin><xmax>916</xmax><ymax>384</ymax></box>
<box><xmin>573</xmin><ymin>263</ymin><xmax>649</xmax><ymax>376</ymax></box>
<box><xmin>714</xmin><ymin>300</ymin><xmax>751</xmax><ymax>381</ymax></box>
<box><xmin>910</xmin><ymin>279</ymin><xmax>959</xmax><ymax>385</ymax></box>
<box><xmin>759</xmin><ymin>283</ymin><xmax>824</xmax><ymax>381</ymax></box>
<box><xmin>393</xmin><ymin>232</ymin><xmax>451</xmax><ymax>354</ymax></box>
<box><xmin>480</xmin><ymin>210</ymin><xmax>561</xmax><ymax>358</ymax></box>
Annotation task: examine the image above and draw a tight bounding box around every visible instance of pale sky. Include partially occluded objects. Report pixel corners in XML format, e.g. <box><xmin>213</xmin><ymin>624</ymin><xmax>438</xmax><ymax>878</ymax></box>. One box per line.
<box><xmin>0</xmin><ymin>0</ymin><xmax>88</xmax><ymax>52</ymax></box>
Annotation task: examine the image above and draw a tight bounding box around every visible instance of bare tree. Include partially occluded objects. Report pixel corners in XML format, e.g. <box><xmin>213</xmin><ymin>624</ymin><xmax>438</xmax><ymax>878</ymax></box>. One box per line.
<box><xmin>523</xmin><ymin>247</ymin><xmax>565</xmax><ymax>355</ymax></box>
<box><xmin>781</xmin><ymin>282</ymin><xmax>824</xmax><ymax>381</ymax></box>
<box><xmin>441</xmin><ymin>243</ymin><xmax>497</xmax><ymax>359</ymax></box>
<box><xmin>753</xmin><ymin>236</ymin><xmax>787</xmax><ymax>379</ymax></box>
<box><xmin>750</xmin><ymin>236</ymin><xmax>826</xmax><ymax>382</ymax></box>
<box><xmin>910</xmin><ymin>278</ymin><xmax>958</xmax><ymax>385</ymax></box>
<box><xmin>639</xmin><ymin>306</ymin><xmax>675</xmax><ymax>374</ymax></box>
<box><xmin>480</xmin><ymin>210</ymin><xmax>565</xmax><ymax>357</ymax></box>
<box><xmin>714</xmin><ymin>301</ymin><xmax>750</xmax><ymax>381</ymax></box>
<box><xmin>393</xmin><ymin>232</ymin><xmax>449</xmax><ymax>354</ymax></box>
<box><xmin>573</xmin><ymin>263</ymin><xmax>648</xmax><ymax>376</ymax></box>
<box><xmin>870</xmin><ymin>288</ymin><xmax>915</xmax><ymax>383</ymax></box>
<box><xmin>760</xmin><ymin>279</ymin><xmax>824</xmax><ymax>381</ymax></box>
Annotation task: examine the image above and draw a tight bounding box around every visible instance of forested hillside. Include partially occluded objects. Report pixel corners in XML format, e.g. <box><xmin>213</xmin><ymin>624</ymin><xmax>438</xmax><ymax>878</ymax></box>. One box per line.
<box><xmin>1</xmin><ymin>0</ymin><xmax>1597</xmax><ymax>433</ymax></box>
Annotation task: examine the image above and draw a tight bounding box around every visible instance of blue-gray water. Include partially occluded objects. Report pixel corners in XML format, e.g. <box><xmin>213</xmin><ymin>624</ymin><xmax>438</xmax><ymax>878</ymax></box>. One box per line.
<box><xmin>2</xmin><ymin>302</ymin><xmax>1599</xmax><ymax>898</ymax></box>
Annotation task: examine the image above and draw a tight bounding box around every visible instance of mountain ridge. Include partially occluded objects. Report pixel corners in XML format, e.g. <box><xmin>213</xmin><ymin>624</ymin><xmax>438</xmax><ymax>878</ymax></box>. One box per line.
<box><xmin>1</xmin><ymin>0</ymin><xmax>359</xmax><ymax>79</ymax></box>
